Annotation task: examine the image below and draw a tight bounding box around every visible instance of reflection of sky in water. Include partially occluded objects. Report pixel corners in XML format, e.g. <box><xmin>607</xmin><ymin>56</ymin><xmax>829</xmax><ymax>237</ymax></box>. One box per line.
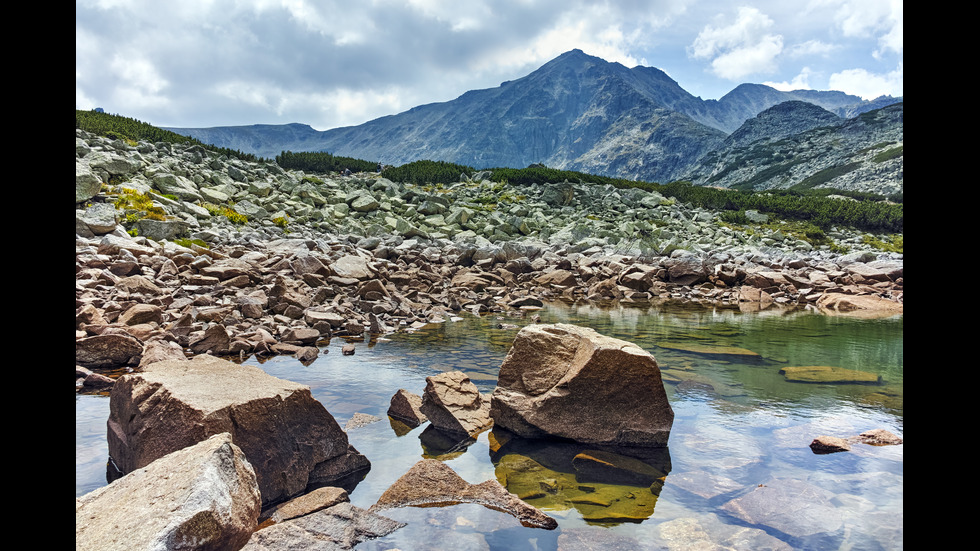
<box><xmin>76</xmin><ymin>303</ymin><xmax>903</xmax><ymax>549</ymax></box>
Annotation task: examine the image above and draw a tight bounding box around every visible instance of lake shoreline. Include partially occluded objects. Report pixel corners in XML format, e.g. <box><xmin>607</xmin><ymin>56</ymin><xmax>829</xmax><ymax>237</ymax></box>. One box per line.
<box><xmin>76</xmin><ymin>226</ymin><xmax>902</xmax><ymax>392</ymax></box>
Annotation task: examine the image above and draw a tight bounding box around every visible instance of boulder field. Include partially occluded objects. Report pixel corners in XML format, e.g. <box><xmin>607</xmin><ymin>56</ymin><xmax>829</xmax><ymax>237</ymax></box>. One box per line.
<box><xmin>75</xmin><ymin>128</ymin><xmax>903</xmax><ymax>549</ymax></box>
<box><xmin>76</xmin><ymin>128</ymin><xmax>902</xmax><ymax>382</ymax></box>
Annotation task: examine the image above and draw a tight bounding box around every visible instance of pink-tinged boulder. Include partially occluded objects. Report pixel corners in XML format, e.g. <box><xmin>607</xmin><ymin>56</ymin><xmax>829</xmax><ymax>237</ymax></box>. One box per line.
<box><xmin>76</xmin><ymin>433</ymin><xmax>260</xmax><ymax>551</ymax></box>
<box><xmin>490</xmin><ymin>324</ymin><xmax>673</xmax><ymax>447</ymax></box>
<box><xmin>387</xmin><ymin>389</ymin><xmax>428</xmax><ymax>428</ymax></box>
<box><xmin>107</xmin><ymin>355</ymin><xmax>370</xmax><ymax>506</ymax></box>
<box><xmin>138</xmin><ymin>339</ymin><xmax>188</xmax><ymax>368</ymax></box>
<box><xmin>76</xmin><ymin>333</ymin><xmax>144</xmax><ymax>368</ymax></box>
<box><xmin>816</xmin><ymin>293</ymin><xmax>903</xmax><ymax>314</ymax></box>
<box><xmin>118</xmin><ymin>303</ymin><xmax>164</xmax><ymax>326</ymax></box>
<box><xmin>420</xmin><ymin>371</ymin><xmax>492</xmax><ymax>437</ymax></box>
<box><xmin>370</xmin><ymin>458</ymin><xmax>557</xmax><ymax>530</ymax></box>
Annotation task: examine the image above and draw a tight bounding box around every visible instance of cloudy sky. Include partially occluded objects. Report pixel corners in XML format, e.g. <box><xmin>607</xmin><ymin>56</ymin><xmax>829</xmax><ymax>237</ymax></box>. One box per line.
<box><xmin>76</xmin><ymin>0</ymin><xmax>903</xmax><ymax>131</ymax></box>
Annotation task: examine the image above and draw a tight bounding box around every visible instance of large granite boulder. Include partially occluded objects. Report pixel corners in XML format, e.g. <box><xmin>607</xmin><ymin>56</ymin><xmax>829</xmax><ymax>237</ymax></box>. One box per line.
<box><xmin>490</xmin><ymin>324</ymin><xmax>673</xmax><ymax>447</ymax></box>
<box><xmin>76</xmin><ymin>433</ymin><xmax>260</xmax><ymax>551</ymax></box>
<box><xmin>107</xmin><ymin>355</ymin><xmax>370</xmax><ymax>506</ymax></box>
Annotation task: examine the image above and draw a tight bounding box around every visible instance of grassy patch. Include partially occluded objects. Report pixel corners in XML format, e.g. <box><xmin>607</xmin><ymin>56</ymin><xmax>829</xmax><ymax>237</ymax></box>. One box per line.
<box><xmin>862</xmin><ymin>234</ymin><xmax>903</xmax><ymax>254</ymax></box>
<box><xmin>202</xmin><ymin>202</ymin><xmax>248</xmax><ymax>225</ymax></box>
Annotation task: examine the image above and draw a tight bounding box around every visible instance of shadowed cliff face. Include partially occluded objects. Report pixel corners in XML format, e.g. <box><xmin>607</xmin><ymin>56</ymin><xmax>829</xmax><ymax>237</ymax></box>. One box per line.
<box><xmin>164</xmin><ymin>49</ymin><xmax>901</xmax><ymax>187</ymax></box>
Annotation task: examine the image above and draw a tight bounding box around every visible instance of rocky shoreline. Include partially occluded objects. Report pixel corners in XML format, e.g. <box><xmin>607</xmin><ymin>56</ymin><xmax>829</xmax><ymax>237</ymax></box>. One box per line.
<box><xmin>76</xmin><ymin>128</ymin><xmax>902</xmax><ymax>387</ymax></box>
<box><xmin>76</xmin><ymin>127</ymin><xmax>903</xmax><ymax>549</ymax></box>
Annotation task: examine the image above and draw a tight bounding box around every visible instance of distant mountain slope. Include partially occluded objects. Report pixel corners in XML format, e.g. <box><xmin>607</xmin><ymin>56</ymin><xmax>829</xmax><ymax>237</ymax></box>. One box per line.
<box><xmin>165</xmin><ymin>49</ymin><xmax>901</xmax><ymax>185</ymax></box>
<box><xmin>683</xmin><ymin>102</ymin><xmax>903</xmax><ymax>195</ymax></box>
<box><xmin>723</xmin><ymin>100</ymin><xmax>843</xmax><ymax>149</ymax></box>
<box><xmin>164</xmin><ymin>122</ymin><xmax>324</xmax><ymax>158</ymax></box>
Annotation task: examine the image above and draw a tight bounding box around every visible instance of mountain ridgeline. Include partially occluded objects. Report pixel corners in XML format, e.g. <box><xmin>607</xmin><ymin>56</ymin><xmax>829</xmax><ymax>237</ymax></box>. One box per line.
<box><xmin>164</xmin><ymin>49</ymin><xmax>902</xmax><ymax>194</ymax></box>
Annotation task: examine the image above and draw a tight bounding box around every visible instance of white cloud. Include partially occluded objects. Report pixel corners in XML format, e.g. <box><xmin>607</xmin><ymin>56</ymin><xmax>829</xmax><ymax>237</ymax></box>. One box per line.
<box><xmin>828</xmin><ymin>61</ymin><xmax>903</xmax><ymax>99</ymax></box>
<box><xmin>76</xmin><ymin>0</ymin><xmax>903</xmax><ymax>128</ymax></box>
<box><xmin>764</xmin><ymin>67</ymin><xmax>813</xmax><ymax>91</ymax></box>
<box><xmin>689</xmin><ymin>6</ymin><xmax>784</xmax><ymax>80</ymax></box>
<box><xmin>814</xmin><ymin>0</ymin><xmax>902</xmax><ymax>56</ymax></box>
<box><xmin>788</xmin><ymin>39</ymin><xmax>837</xmax><ymax>57</ymax></box>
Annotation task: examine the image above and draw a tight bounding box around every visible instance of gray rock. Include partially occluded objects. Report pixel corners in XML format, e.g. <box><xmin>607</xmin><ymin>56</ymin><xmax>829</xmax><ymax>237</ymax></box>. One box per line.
<box><xmin>76</xmin><ymin>164</ymin><xmax>103</xmax><ymax>204</ymax></box>
<box><xmin>134</xmin><ymin>218</ymin><xmax>190</xmax><ymax>240</ymax></box>
<box><xmin>243</xmin><ymin>502</ymin><xmax>404</xmax><ymax>550</ymax></box>
<box><xmin>77</xmin><ymin>203</ymin><xmax>119</xmax><ymax>235</ymax></box>
<box><xmin>76</xmin><ymin>433</ymin><xmax>260</xmax><ymax>551</ymax></box>
<box><xmin>151</xmin><ymin>172</ymin><xmax>203</xmax><ymax>201</ymax></box>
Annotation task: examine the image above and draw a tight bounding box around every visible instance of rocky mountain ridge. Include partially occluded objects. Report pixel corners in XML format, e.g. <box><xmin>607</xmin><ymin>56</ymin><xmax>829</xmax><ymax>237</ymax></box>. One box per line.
<box><xmin>684</xmin><ymin>102</ymin><xmax>903</xmax><ymax>194</ymax></box>
<box><xmin>165</xmin><ymin>49</ymin><xmax>901</xmax><ymax>191</ymax></box>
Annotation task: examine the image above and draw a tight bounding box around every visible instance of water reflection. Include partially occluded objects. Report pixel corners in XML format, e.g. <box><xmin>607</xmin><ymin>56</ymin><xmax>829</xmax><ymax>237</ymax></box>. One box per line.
<box><xmin>489</xmin><ymin>427</ymin><xmax>671</xmax><ymax>526</ymax></box>
<box><xmin>76</xmin><ymin>300</ymin><xmax>903</xmax><ymax>550</ymax></box>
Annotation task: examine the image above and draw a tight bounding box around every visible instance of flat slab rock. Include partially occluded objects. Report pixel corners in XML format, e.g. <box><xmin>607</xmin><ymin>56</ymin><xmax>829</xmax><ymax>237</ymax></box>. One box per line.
<box><xmin>371</xmin><ymin>458</ymin><xmax>558</xmax><ymax>530</ymax></box>
<box><xmin>243</xmin><ymin>502</ymin><xmax>404</xmax><ymax>550</ymax></box>
<box><xmin>107</xmin><ymin>354</ymin><xmax>369</xmax><ymax>506</ymax></box>
<box><xmin>779</xmin><ymin>365</ymin><xmax>883</xmax><ymax>384</ymax></box>
<box><xmin>721</xmin><ymin>478</ymin><xmax>844</xmax><ymax>539</ymax></box>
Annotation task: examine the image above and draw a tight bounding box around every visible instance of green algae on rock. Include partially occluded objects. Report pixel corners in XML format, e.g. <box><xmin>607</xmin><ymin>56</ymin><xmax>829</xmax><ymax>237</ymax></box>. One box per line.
<box><xmin>655</xmin><ymin>341</ymin><xmax>761</xmax><ymax>357</ymax></box>
<box><xmin>779</xmin><ymin>365</ymin><xmax>883</xmax><ymax>384</ymax></box>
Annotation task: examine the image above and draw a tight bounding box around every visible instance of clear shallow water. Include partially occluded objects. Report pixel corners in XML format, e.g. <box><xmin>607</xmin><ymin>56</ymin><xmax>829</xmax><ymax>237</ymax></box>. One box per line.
<box><xmin>76</xmin><ymin>301</ymin><xmax>903</xmax><ymax>550</ymax></box>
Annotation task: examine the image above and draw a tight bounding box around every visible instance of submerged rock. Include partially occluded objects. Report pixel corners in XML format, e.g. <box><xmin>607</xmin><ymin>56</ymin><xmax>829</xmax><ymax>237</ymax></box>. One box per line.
<box><xmin>490</xmin><ymin>323</ymin><xmax>674</xmax><ymax>447</ymax></box>
<box><xmin>657</xmin><ymin>516</ymin><xmax>793</xmax><ymax>550</ymax></box>
<box><xmin>489</xmin><ymin>427</ymin><xmax>671</xmax><ymax>525</ymax></box>
<box><xmin>721</xmin><ymin>478</ymin><xmax>843</xmax><ymax>539</ymax></box>
<box><xmin>779</xmin><ymin>365</ymin><xmax>883</xmax><ymax>384</ymax></box>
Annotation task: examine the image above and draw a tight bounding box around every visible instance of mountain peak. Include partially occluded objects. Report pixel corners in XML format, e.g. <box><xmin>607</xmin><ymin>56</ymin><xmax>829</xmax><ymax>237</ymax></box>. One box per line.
<box><xmin>164</xmin><ymin>50</ymin><xmax>901</xmax><ymax>189</ymax></box>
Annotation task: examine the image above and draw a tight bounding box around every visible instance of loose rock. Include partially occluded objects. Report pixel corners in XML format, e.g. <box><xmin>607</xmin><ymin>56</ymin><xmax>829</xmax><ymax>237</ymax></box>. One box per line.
<box><xmin>420</xmin><ymin>371</ymin><xmax>492</xmax><ymax>437</ymax></box>
<box><xmin>370</xmin><ymin>458</ymin><xmax>558</xmax><ymax>530</ymax></box>
<box><xmin>76</xmin><ymin>433</ymin><xmax>260</xmax><ymax>551</ymax></box>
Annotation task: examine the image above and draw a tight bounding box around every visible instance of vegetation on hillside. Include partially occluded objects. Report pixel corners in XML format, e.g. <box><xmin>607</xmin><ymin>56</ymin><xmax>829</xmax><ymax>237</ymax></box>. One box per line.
<box><xmin>75</xmin><ymin>109</ymin><xmax>264</xmax><ymax>162</ymax></box>
<box><xmin>275</xmin><ymin>150</ymin><xmax>377</xmax><ymax>174</ymax></box>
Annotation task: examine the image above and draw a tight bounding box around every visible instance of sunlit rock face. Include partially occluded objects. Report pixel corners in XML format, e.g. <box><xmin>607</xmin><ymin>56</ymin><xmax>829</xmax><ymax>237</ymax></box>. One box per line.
<box><xmin>107</xmin><ymin>355</ymin><xmax>370</xmax><ymax>506</ymax></box>
<box><xmin>489</xmin><ymin>323</ymin><xmax>674</xmax><ymax>447</ymax></box>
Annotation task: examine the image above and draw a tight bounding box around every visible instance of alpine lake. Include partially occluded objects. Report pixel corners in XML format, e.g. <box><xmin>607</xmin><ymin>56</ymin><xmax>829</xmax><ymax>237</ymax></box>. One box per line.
<box><xmin>76</xmin><ymin>299</ymin><xmax>903</xmax><ymax>550</ymax></box>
